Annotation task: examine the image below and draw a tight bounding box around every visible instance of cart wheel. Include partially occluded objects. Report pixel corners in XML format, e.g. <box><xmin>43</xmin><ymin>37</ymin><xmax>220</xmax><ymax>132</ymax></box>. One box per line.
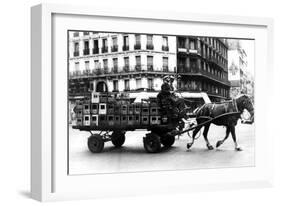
<box><xmin>160</xmin><ymin>134</ymin><xmax>175</xmax><ymax>147</ymax></box>
<box><xmin>111</xmin><ymin>131</ymin><xmax>126</xmax><ymax>148</ymax></box>
<box><xmin>143</xmin><ymin>133</ymin><xmax>161</xmax><ymax>153</ymax></box>
<box><xmin>87</xmin><ymin>134</ymin><xmax>104</xmax><ymax>153</ymax></box>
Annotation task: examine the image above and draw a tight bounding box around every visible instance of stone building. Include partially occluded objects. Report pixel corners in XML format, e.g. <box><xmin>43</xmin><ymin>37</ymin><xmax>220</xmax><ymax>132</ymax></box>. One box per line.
<box><xmin>176</xmin><ymin>36</ymin><xmax>230</xmax><ymax>102</ymax></box>
<box><xmin>68</xmin><ymin>31</ymin><xmax>177</xmax><ymax>100</ymax></box>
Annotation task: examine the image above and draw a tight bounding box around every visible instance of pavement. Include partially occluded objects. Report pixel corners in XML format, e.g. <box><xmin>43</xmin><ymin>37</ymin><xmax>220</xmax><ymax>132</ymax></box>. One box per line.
<box><xmin>68</xmin><ymin>122</ymin><xmax>255</xmax><ymax>175</ymax></box>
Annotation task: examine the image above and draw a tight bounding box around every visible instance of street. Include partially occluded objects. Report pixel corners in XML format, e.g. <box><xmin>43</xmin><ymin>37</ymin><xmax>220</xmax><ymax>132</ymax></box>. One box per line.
<box><xmin>68</xmin><ymin>122</ymin><xmax>255</xmax><ymax>175</ymax></box>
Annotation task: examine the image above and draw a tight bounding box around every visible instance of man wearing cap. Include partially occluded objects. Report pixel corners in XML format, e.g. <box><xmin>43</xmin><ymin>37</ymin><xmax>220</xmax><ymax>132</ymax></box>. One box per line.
<box><xmin>157</xmin><ymin>75</ymin><xmax>188</xmax><ymax>124</ymax></box>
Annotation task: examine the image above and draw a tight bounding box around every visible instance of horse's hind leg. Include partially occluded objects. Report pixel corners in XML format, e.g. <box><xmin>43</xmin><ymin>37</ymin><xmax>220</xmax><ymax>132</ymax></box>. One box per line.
<box><xmin>186</xmin><ymin>125</ymin><xmax>202</xmax><ymax>150</ymax></box>
<box><xmin>216</xmin><ymin>126</ymin><xmax>231</xmax><ymax>148</ymax></box>
<box><xmin>203</xmin><ymin>124</ymin><xmax>213</xmax><ymax>150</ymax></box>
<box><xmin>230</xmin><ymin>126</ymin><xmax>242</xmax><ymax>151</ymax></box>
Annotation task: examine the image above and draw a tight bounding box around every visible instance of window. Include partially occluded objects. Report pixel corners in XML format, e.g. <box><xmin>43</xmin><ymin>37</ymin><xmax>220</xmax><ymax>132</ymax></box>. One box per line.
<box><xmin>124</xmin><ymin>57</ymin><xmax>129</xmax><ymax>71</ymax></box>
<box><xmin>102</xmin><ymin>39</ymin><xmax>108</xmax><ymax>53</ymax></box>
<box><xmin>178</xmin><ymin>37</ymin><xmax>185</xmax><ymax>48</ymax></box>
<box><xmin>93</xmin><ymin>40</ymin><xmax>99</xmax><ymax>54</ymax></box>
<box><xmin>113</xmin><ymin>58</ymin><xmax>118</xmax><ymax>71</ymax></box>
<box><xmin>85</xmin><ymin>61</ymin><xmax>89</xmax><ymax>70</ymax></box>
<box><xmin>148</xmin><ymin>78</ymin><xmax>153</xmax><ymax>90</ymax></box>
<box><xmin>83</xmin><ymin>31</ymin><xmax>89</xmax><ymax>36</ymax></box>
<box><xmin>94</xmin><ymin>60</ymin><xmax>100</xmax><ymax>69</ymax></box>
<box><xmin>147</xmin><ymin>56</ymin><xmax>153</xmax><ymax>71</ymax></box>
<box><xmin>83</xmin><ymin>41</ymin><xmax>89</xmax><ymax>55</ymax></box>
<box><xmin>146</xmin><ymin>35</ymin><xmax>153</xmax><ymax>49</ymax></box>
<box><xmin>190</xmin><ymin>39</ymin><xmax>196</xmax><ymax>50</ymax></box>
<box><xmin>124</xmin><ymin>79</ymin><xmax>130</xmax><ymax>91</ymax></box>
<box><xmin>135</xmin><ymin>35</ymin><xmax>141</xmax><ymax>49</ymax></box>
<box><xmin>103</xmin><ymin>59</ymin><xmax>108</xmax><ymax>71</ymax></box>
<box><xmin>73</xmin><ymin>32</ymin><xmax>79</xmax><ymax>37</ymax></box>
<box><xmin>190</xmin><ymin>58</ymin><xmax>197</xmax><ymax>70</ymax></box>
<box><xmin>74</xmin><ymin>42</ymin><xmax>79</xmax><ymax>56</ymax></box>
<box><xmin>135</xmin><ymin>56</ymin><xmax>141</xmax><ymax>71</ymax></box>
<box><xmin>112</xmin><ymin>37</ymin><xmax>118</xmax><ymax>52</ymax></box>
<box><xmin>162</xmin><ymin>37</ymin><xmax>169</xmax><ymax>51</ymax></box>
<box><xmin>163</xmin><ymin>57</ymin><xmax>168</xmax><ymax>71</ymax></box>
<box><xmin>75</xmin><ymin>62</ymin><xmax>79</xmax><ymax>71</ymax></box>
<box><xmin>136</xmin><ymin>78</ymin><xmax>142</xmax><ymax>89</ymax></box>
<box><xmin>113</xmin><ymin>80</ymin><xmax>119</xmax><ymax>91</ymax></box>
<box><xmin>123</xmin><ymin>36</ymin><xmax>129</xmax><ymax>51</ymax></box>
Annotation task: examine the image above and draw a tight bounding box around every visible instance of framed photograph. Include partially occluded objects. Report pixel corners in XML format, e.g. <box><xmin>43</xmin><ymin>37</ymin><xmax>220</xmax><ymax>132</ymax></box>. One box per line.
<box><xmin>31</xmin><ymin>3</ymin><xmax>274</xmax><ymax>201</ymax></box>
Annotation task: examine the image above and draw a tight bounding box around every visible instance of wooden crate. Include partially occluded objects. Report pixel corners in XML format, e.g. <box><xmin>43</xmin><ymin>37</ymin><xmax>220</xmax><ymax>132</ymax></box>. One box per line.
<box><xmin>83</xmin><ymin>115</ymin><xmax>90</xmax><ymax>126</ymax></box>
<box><xmin>150</xmin><ymin>116</ymin><xmax>161</xmax><ymax>125</ymax></box>
<box><xmin>107</xmin><ymin>115</ymin><xmax>115</xmax><ymax>126</ymax></box>
<box><xmin>91</xmin><ymin>115</ymin><xmax>98</xmax><ymax>126</ymax></box>
<box><xmin>114</xmin><ymin>115</ymin><xmax>121</xmax><ymax>126</ymax></box>
<box><xmin>134</xmin><ymin>103</ymin><xmax>141</xmax><ymax>114</ymax></box>
<box><xmin>141</xmin><ymin>115</ymin><xmax>149</xmax><ymax>125</ymax></box>
<box><xmin>98</xmin><ymin>103</ymin><xmax>107</xmax><ymax>115</ymax></box>
<box><xmin>91</xmin><ymin>103</ymin><xmax>98</xmax><ymax>114</ymax></box>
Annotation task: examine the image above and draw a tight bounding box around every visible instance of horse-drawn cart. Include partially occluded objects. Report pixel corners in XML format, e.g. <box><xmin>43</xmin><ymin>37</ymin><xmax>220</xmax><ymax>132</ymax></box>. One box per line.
<box><xmin>72</xmin><ymin>91</ymin><xmax>198</xmax><ymax>153</ymax></box>
<box><xmin>72</xmin><ymin>91</ymin><xmax>254</xmax><ymax>153</ymax></box>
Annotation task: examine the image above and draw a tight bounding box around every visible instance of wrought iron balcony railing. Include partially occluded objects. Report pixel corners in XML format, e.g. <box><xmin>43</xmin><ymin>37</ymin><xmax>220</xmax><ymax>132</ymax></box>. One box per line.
<box><xmin>146</xmin><ymin>44</ymin><xmax>154</xmax><ymax>50</ymax></box>
<box><xmin>101</xmin><ymin>46</ymin><xmax>108</xmax><ymax>53</ymax></box>
<box><xmin>122</xmin><ymin>45</ymin><xmax>129</xmax><ymax>51</ymax></box>
<box><xmin>69</xmin><ymin>65</ymin><xmax>175</xmax><ymax>79</ymax></box>
<box><xmin>111</xmin><ymin>45</ymin><xmax>118</xmax><ymax>52</ymax></box>
<box><xmin>83</xmin><ymin>48</ymin><xmax>90</xmax><ymax>55</ymax></box>
<box><xmin>73</xmin><ymin>51</ymin><xmax>79</xmax><ymax>57</ymax></box>
<box><xmin>134</xmin><ymin>44</ymin><xmax>141</xmax><ymax>50</ymax></box>
<box><xmin>92</xmin><ymin>48</ymin><xmax>99</xmax><ymax>54</ymax></box>
<box><xmin>162</xmin><ymin>45</ymin><xmax>169</xmax><ymax>51</ymax></box>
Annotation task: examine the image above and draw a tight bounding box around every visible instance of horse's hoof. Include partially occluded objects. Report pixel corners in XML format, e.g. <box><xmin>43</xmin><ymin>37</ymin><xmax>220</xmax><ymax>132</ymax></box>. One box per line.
<box><xmin>207</xmin><ymin>144</ymin><xmax>214</xmax><ymax>150</ymax></box>
<box><xmin>187</xmin><ymin>143</ymin><xmax>192</xmax><ymax>149</ymax></box>
<box><xmin>216</xmin><ymin>141</ymin><xmax>223</xmax><ymax>148</ymax></box>
<box><xmin>235</xmin><ymin>147</ymin><xmax>242</xmax><ymax>151</ymax></box>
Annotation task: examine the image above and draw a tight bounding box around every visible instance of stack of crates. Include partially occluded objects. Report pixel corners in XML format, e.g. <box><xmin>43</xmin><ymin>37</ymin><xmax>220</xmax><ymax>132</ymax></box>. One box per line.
<box><xmin>74</xmin><ymin>92</ymin><xmax>164</xmax><ymax>128</ymax></box>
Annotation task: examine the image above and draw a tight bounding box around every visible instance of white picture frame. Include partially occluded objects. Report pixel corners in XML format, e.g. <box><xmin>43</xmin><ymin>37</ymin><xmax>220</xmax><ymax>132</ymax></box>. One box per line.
<box><xmin>31</xmin><ymin>3</ymin><xmax>274</xmax><ymax>202</ymax></box>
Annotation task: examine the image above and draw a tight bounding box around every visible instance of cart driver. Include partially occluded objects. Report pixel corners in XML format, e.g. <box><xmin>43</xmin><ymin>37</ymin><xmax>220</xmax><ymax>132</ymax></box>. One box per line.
<box><xmin>157</xmin><ymin>75</ymin><xmax>189</xmax><ymax>120</ymax></box>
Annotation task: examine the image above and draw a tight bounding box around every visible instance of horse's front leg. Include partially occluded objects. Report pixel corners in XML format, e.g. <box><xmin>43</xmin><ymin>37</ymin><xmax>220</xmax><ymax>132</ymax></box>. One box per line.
<box><xmin>216</xmin><ymin>126</ymin><xmax>231</xmax><ymax>148</ymax></box>
<box><xmin>230</xmin><ymin>126</ymin><xmax>242</xmax><ymax>151</ymax></box>
<box><xmin>203</xmin><ymin>124</ymin><xmax>213</xmax><ymax>150</ymax></box>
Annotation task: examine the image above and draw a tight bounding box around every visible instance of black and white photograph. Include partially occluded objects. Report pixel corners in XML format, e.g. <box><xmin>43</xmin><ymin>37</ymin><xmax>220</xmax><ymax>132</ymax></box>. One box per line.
<box><xmin>67</xmin><ymin>31</ymin><xmax>255</xmax><ymax>175</ymax></box>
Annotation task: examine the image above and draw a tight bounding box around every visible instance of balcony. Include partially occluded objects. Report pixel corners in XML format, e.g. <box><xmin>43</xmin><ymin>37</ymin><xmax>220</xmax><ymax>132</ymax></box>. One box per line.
<box><xmin>112</xmin><ymin>67</ymin><xmax>118</xmax><ymax>74</ymax></box>
<box><xmin>101</xmin><ymin>47</ymin><xmax>108</xmax><ymax>53</ymax></box>
<box><xmin>146</xmin><ymin>44</ymin><xmax>154</xmax><ymax>50</ymax></box>
<box><xmin>147</xmin><ymin>65</ymin><xmax>154</xmax><ymax>71</ymax></box>
<box><xmin>177</xmin><ymin>66</ymin><xmax>230</xmax><ymax>86</ymax></box>
<box><xmin>73</xmin><ymin>51</ymin><xmax>79</xmax><ymax>57</ymax></box>
<box><xmin>123</xmin><ymin>66</ymin><xmax>130</xmax><ymax>72</ymax></box>
<box><xmin>162</xmin><ymin>45</ymin><xmax>169</xmax><ymax>51</ymax></box>
<box><xmin>83</xmin><ymin>48</ymin><xmax>90</xmax><ymax>55</ymax></box>
<box><xmin>163</xmin><ymin>66</ymin><xmax>169</xmax><ymax>72</ymax></box>
<box><xmin>122</xmin><ymin>45</ymin><xmax>129</xmax><ymax>51</ymax></box>
<box><xmin>134</xmin><ymin>44</ymin><xmax>141</xmax><ymax>50</ymax></box>
<box><xmin>92</xmin><ymin>48</ymin><xmax>99</xmax><ymax>54</ymax></box>
<box><xmin>69</xmin><ymin>65</ymin><xmax>175</xmax><ymax>79</ymax></box>
<box><xmin>111</xmin><ymin>45</ymin><xmax>118</xmax><ymax>52</ymax></box>
<box><xmin>135</xmin><ymin>65</ymin><xmax>142</xmax><ymax>72</ymax></box>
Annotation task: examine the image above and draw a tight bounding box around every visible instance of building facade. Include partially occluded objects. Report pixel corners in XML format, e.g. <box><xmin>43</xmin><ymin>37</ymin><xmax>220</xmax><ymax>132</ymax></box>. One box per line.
<box><xmin>68</xmin><ymin>31</ymin><xmax>177</xmax><ymax>100</ymax></box>
<box><xmin>228</xmin><ymin>47</ymin><xmax>250</xmax><ymax>98</ymax></box>
<box><xmin>176</xmin><ymin>36</ymin><xmax>230</xmax><ymax>102</ymax></box>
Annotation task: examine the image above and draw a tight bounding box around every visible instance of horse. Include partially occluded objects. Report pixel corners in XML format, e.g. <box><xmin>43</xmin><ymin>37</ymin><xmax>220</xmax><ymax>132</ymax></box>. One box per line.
<box><xmin>186</xmin><ymin>94</ymin><xmax>254</xmax><ymax>151</ymax></box>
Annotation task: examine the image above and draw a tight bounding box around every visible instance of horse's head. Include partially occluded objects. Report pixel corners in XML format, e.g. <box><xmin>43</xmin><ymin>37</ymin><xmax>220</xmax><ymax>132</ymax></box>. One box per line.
<box><xmin>235</xmin><ymin>94</ymin><xmax>254</xmax><ymax>122</ymax></box>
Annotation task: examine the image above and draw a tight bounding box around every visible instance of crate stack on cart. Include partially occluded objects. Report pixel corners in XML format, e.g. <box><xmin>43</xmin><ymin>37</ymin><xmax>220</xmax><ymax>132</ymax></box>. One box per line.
<box><xmin>73</xmin><ymin>92</ymin><xmax>168</xmax><ymax>129</ymax></box>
